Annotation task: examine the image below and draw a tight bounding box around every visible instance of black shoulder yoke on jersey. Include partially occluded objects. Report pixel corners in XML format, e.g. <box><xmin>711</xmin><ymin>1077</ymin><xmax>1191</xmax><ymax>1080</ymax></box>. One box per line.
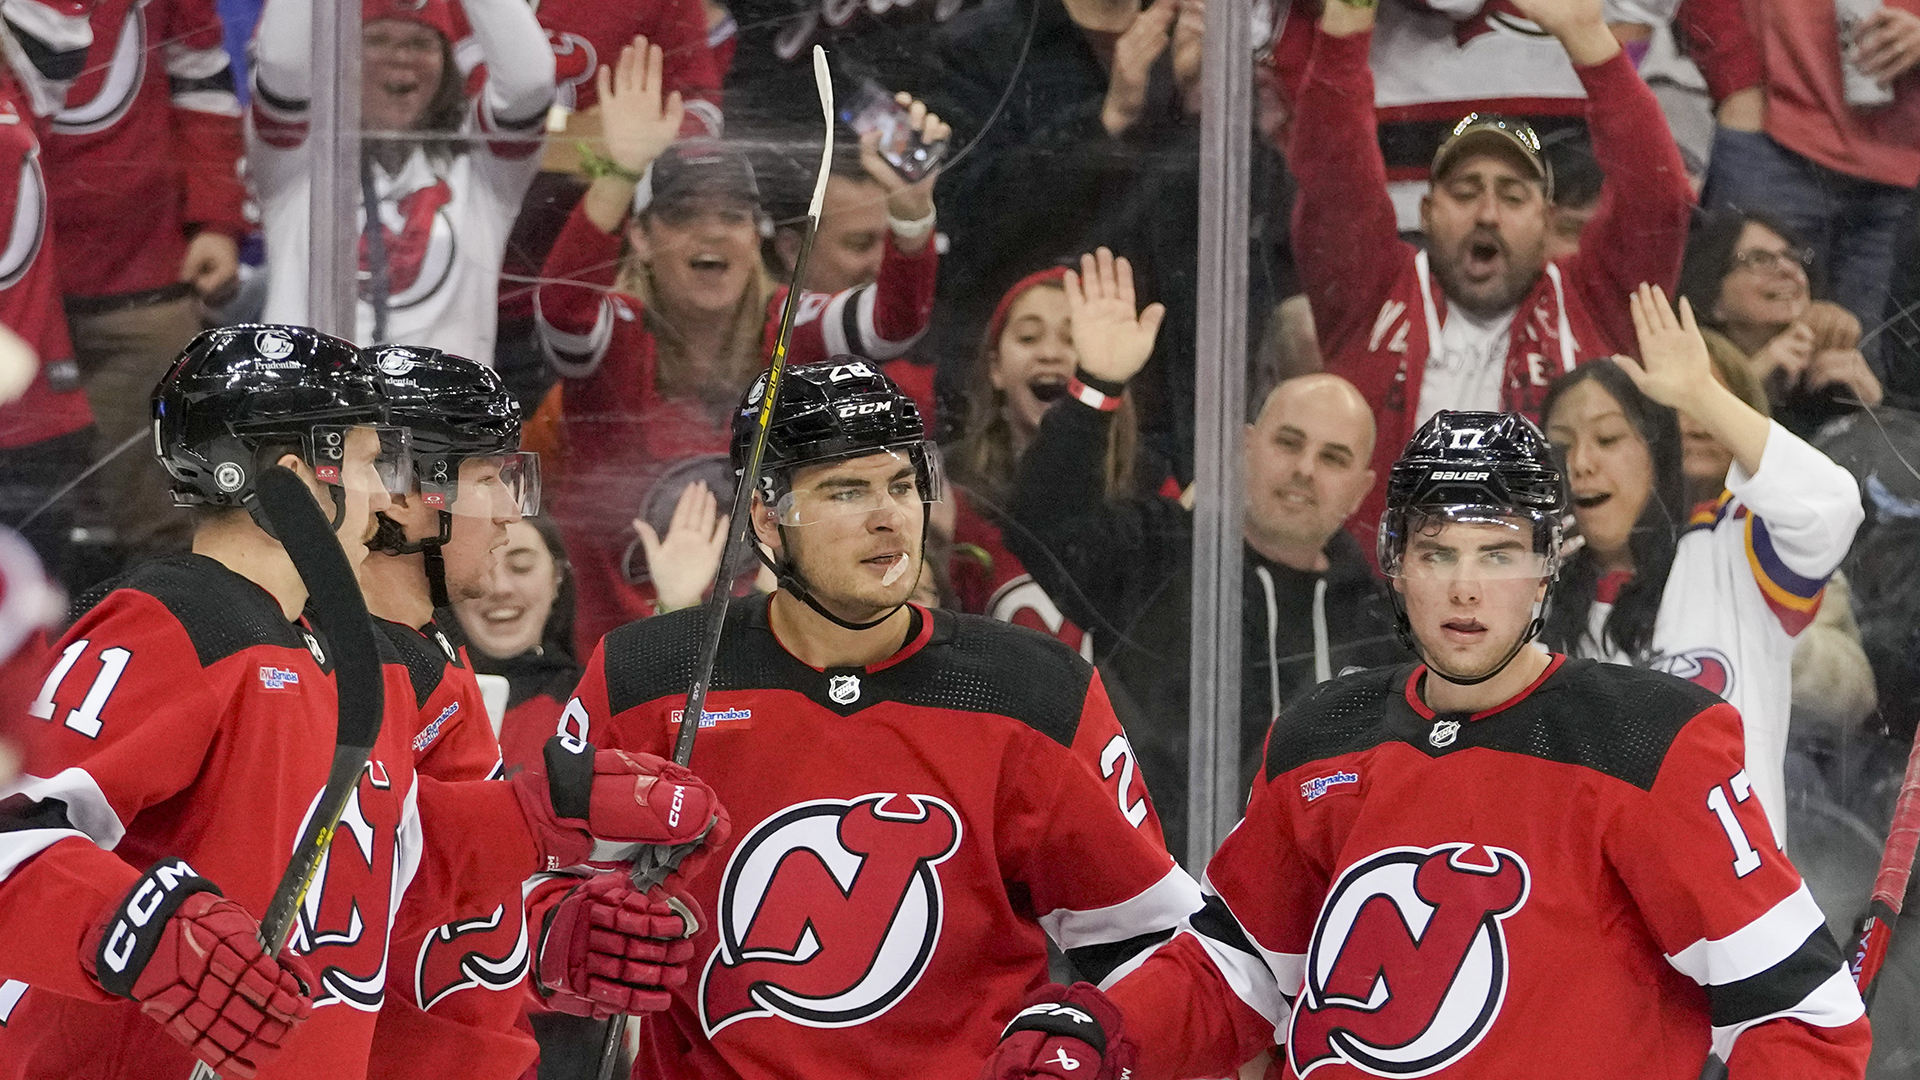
<box><xmin>1264</xmin><ymin>657</ymin><xmax>1726</xmax><ymax>791</ymax></box>
<box><xmin>87</xmin><ymin>554</ymin><xmax>322</xmax><ymax>670</ymax></box>
<box><xmin>600</xmin><ymin>594</ymin><xmax>1094</xmax><ymax>746</ymax></box>
<box><xmin>373</xmin><ymin>617</ymin><xmax>465</xmax><ymax>708</ymax></box>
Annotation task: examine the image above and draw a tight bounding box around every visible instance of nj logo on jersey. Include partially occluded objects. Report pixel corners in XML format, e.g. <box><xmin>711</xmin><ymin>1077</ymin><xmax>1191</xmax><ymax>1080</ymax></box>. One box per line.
<box><xmin>1289</xmin><ymin>843</ymin><xmax>1531</xmax><ymax>1078</ymax></box>
<box><xmin>699</xmin><ymin>793</ymin><xmax>962</xmax><ymax>1036</ymax></box>
<box><xmin>414</xmin><ymin>900</ymin><xmax>531</xmax><ymax>1010</ymax></box>
<box><xmin>289</xmin><ymin>761</ymin><xmax>405</xmax><ymax>1012</ymax></box>
<box><xmin>1653</xmin><ymin>647</ymin><xmax>1734</xmax><ymax>699</ymax></box>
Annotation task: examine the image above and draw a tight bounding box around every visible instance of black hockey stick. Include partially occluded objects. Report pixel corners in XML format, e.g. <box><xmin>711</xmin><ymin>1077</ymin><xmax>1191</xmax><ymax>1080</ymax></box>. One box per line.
<box><xmin>191</xmin><ymin>466</ymin><xmax>385</xmax><ymax>1080</ymax></box>
<box><xmin>590</xmin><ymin>45</ymin><xmax>836</xmax><ymax>1080</ymax></box>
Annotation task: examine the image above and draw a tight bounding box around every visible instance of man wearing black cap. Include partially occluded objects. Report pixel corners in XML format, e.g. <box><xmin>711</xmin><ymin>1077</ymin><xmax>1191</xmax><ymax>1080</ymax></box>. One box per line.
<box><xmin>1284</xmin><ymin>0</ymin><xmax>1694</xmax><ymax>554</ymax></box>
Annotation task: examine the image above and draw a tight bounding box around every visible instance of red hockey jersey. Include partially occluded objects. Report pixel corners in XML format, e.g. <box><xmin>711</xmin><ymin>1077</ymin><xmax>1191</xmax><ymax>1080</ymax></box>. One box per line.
<box><xmin>0</xmin><ymin>75</ymin><xmax>90</xmax><ymax>450</ymax></box>
<box><xmin>948</xmin><ymin>488</ymin><xmax>1092</xmax><ymax>659</ymax></box>
<box><xmin>1106</xmin><ymin>655</ymin><xmax>1870</xmax><ymax>1080</ymax></box>
<box><xmin>369</xmin><ymin>617</ymin><xmax>536</xmax><ymax>1080</ymax></box>
<box><xmin>455</xmin><ymin>0</ymin><xmax>722</xmax><ymax>137</ymax></box>
<box><xmin>563</xmin><ymin>595</ymin><xmax>1201</xmax><ymax>1080</ymax></box>
<box><xmin>0</xmin><ymin>555</ymin><xmax>545</xmax><ymax>1080</ymax></box>
<box><xmin>534</xmin><ymin>204</ymin><xmax>938</xmax><ymax>654</ymax></box>
<box><xmin>41</xmin><ymin>0</ymin><xmax>245</xmax><ymax>300</ymax></box>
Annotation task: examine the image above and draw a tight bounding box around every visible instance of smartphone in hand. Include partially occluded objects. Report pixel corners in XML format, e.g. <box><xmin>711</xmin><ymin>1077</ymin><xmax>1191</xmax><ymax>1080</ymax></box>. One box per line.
<box><xmin>840</xmin><ymin>80</ymin><xmax>947</xmax><ymax>183</ymax></box>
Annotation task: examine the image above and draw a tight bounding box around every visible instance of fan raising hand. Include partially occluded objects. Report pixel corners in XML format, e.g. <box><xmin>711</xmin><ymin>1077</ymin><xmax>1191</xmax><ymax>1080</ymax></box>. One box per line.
<box><xmin>1614</xmin><ymin>281</ymin><xmax>1771</xmax><ymax>475</ymax></box>
<box><xmin>1063</xmin><ymin>248</ymin><xmax>1166</xmax><ymax>386</ymax></box>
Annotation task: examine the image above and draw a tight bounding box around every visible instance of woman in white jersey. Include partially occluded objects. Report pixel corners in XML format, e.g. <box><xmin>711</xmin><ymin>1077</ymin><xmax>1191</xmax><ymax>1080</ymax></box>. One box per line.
<box><xmin>1540</xmin><ymin>283</ymin><xmax>1864</xmax><ymax>841</ymax></box>
<box><xmin>248</xmin><ymin>0</ymin><xmax>555</xmax><ymax>364</ymax></box>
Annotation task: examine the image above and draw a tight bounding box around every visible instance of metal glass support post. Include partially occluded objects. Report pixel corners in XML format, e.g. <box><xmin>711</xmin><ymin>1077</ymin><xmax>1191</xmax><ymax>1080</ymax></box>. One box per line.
<box><xmin>1186</xmin><ymin>0</ymin><xmax>1254</xmax><ymax>871</ymax></box>
<box><xmin>306</xmin><ymin>0</ymin><xmax>361</xmax><ymax>339</ymax></box>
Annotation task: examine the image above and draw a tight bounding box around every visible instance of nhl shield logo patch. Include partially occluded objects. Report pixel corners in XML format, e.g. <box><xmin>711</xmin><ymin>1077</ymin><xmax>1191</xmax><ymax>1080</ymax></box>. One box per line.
<box><xmin>1429</xmin><ymin>719</ymin><xmax>1461</xmax><ymax>748</ymax></box>
<box><xmin>828</xmin><ymin>674</ymin><xmax>861</xmax><ymax>705</ymax></box>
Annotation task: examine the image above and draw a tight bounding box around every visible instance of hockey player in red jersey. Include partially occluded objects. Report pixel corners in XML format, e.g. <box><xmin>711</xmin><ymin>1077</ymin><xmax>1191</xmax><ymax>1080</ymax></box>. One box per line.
<box><xmin>557</xmin><ymin>358</ymin><xmax>1201</xmax><ymax>1080</ymax></box>
<box><xmin>0</xmin><ymin>325</ymin><xmax>725</xmax><ymax>1080</ymax></box>
<box><xmin>982</xmin><ymin>408</ymin><xmax>1871</xmax><ymax>1080</ymax></box>
<box><xmin>356</xmin><ymin>345</ymin><xmax>543</xmax><ymax>1079</ymax></box>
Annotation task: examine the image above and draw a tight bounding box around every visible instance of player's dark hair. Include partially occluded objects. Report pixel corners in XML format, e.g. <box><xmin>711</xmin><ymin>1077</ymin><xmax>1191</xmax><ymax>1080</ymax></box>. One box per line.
<box><xmin>1539</xmin><ymin>363</ymin><xmax>1686</xmax><ymax>660</ymax></box>
<box><xmin>185</xmin><ymin>439</ymin><xmax>308</xmax><ymax>528</ymax></box>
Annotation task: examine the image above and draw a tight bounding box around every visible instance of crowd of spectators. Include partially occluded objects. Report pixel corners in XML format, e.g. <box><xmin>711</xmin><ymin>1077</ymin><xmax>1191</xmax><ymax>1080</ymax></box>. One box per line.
<box><xmin>0</xmin><ymin>0</ymin><xmax>1918</xmax><ymax>1039</ymax></box>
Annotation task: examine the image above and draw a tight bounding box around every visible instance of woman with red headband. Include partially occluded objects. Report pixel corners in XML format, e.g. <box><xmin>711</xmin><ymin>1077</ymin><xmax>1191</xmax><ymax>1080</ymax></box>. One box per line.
<box><xmin>945</xmin><ymin>253</ymin><xmax>1169</xmax><ymax>657</ymax></box>
<box><xmin>249</xmin><ymin>0</ymin><xmax>555</xmax><ymax>363</ymax></box>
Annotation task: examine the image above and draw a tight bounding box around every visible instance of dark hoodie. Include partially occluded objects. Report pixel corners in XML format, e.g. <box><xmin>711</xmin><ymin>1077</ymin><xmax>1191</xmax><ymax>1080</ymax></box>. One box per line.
<box><xmin>1002</xmin><ymin>392</ymin><xmax>1406</xmax><ymax>861</ymax></box>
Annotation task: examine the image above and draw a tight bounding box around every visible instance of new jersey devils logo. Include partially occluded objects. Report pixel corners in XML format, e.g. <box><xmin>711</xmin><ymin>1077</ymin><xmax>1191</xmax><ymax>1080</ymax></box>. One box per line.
<box><xmin>1289</xmin><ymin>844</ymin><xmax>1530</xmax><ymax>1078</ymax></box>
<box><xmin>1653</xmin><ymin>648</ymin><xmax>1734</xmax><ymax>698</ymax></box>
<box><xmin>414</xmin><ymin>900</ymin><xmax>531</xmax><ymax>1009</ymax></box>
<box><xmin>360</xmin><ymin>180</ymin><xmax>456</xmax><ymax>310</ymax></box>
<box><xmin>289</xmin><ymin>762</ymin><xmax>404</xmax><ymax>1011</ymax></box>
<box><xmin>547</xmin><ymin>30</ymin><xmax>599</xmax><ymax>112</ymax></box>
<box><xmin>699</xmin><ymin>793</ymin><xmax>962</xmax><ymax>1036</ymax></box>
<box><xmin>0</xmin><ymin>147</ymin><xmax>46</xmax><ymax>291</ymax></box>
<box><xmin>987</xmin><ymin>575</ymin><xmax>1093</xmax><ymax>660</ymax></box>
<box><xmin>52</xmin><ymin>1</ymin><xmax>145</xmax><ymax>135</ymax></box>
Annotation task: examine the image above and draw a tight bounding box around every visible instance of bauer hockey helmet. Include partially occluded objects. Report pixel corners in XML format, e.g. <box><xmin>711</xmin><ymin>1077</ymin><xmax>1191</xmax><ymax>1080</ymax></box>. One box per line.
<box><xmin>366</xmin><ymin>344</ymin><xmax>539</xmax><ymax>606</ymax></box>
<box><xmin>153</xmin><ymin>325</ymin><xmax>410</xmax><ymax>529</ymax></box>
<box><xmin>1378</xmin><ymin>410</ymin><xmax>1567</xmax><ymax>684</ymax></box>
<box><xmin>730</xmin><ymin>357</ymin><xmax>941</xmax><ymax>630</ymax></box>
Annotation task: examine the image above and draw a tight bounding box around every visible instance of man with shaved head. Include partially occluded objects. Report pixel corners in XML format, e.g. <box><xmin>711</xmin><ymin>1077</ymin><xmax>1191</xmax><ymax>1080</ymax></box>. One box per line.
<box><xmin>1001</xmin><ymin>255</ymin><xmax>1405</xmax><ymax>860</ymax></box>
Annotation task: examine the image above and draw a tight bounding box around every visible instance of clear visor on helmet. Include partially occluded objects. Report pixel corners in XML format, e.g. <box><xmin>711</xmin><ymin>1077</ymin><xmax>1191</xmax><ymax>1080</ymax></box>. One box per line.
<box><xmin>307</xmin><ymin>425</ymin><xmax>413</xmax><ymax>496</ymax></box>
<box><xmin>770</xmin><ymin>443</ymin><xmax>943</xmax><ymax>527</ymax></box>
<box><xmin>422</xmin><ymin>451</ymin><xmax>542</xmax><ymax>518</ymax></box>
<box><xmin>1387</xmin><ymin>507</ymin><xmax>1556</xmax><ymax>582</ymax></box>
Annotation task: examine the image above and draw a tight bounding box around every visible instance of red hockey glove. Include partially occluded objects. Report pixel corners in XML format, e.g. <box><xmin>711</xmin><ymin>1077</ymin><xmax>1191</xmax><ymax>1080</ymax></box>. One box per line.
<box><xmin>80</xmin><ymin>859</ymin><xmax>315</xmax><ymax>1079</ymax></box>
<box><xmin>513</xmin><ymin>736</ymin><xmax>730</xmax><ymax>873</ymax></box>
<box><xmin>535</xmin><ymin>873</ymin><xmax>702</xmax><ymax>1019</ymax></box>
<box><xmin>983</xmin><ymin>983</ymin><xmax>1137</xmax><ymax>1080</ymax></box>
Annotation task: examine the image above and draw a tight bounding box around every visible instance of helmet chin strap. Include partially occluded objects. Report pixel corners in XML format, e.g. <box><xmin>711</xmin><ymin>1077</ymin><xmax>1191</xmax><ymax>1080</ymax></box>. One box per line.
<box><xmin>1390</xmin><ymin>590</ymin><xmax>1547</xmax><ymax>689</ymax></box>
<box><xmin>372</xmin><ymin>508</ymin><xmax>456</xmax><ymax>609</ymax></box>
<box><xmin>1419</xmin><ymin>613</ymin><xmax>1545</xmax><ymax>688</ymax></box>
<box><xmin>757</xmin><ymin>505</ymin><xmax>929</xmax><ymax>634</ymax></box>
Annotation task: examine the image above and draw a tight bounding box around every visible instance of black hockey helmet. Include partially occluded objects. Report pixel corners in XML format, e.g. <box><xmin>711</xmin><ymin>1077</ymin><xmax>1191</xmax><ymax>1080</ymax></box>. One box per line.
<box><xmin>1377</xmin><ymin>410</ymin><xmax>1565</xmax><ymax>576</ymax></box>
<box><xmin>731</xmin><ymin>356</ymin><xmax>939</xmax><ymax>509</ymax></box>
<box><xmin>730</xmin><ymin>356</ymin><xmax>939</xmax><ymax>631</ymax></box>
<box><xmin>153</xmin><ymin>325</ymin><xmax>406</xmax><ymax>527</ymax></box>
<box><xmin>365</xmin><ymin>344</ymin><xmax>539</xmax><ymax>605</ymax></box>
<box><xmin>1378</xmin><ymin>410</ymin><xmax>1567</xmax><ymax>685</ymax></box>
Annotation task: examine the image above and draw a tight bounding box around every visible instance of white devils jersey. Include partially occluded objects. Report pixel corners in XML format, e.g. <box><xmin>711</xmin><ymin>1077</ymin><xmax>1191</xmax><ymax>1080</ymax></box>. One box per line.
<box><xmin>249</xmin><ymin>93</ymin><xmax>543</xmax><ymax>364</ymax></box>
<box><xmin>1579</xmin><ymin>421</ymin><xmax>1864</xmax><ymax>840</ymax></box>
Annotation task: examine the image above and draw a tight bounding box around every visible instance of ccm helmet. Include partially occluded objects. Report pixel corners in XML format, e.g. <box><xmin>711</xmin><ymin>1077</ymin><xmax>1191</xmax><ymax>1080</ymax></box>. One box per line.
<box><xmin>730</xmin><ymin>357</ymin><xmax>940</xmax><ymax>630</ymax></box>
<box><xmin>1378</xmin><ymin>410</ymin><xmax>1567</xmax><ymax>685</ymax></box>
<box><xmin>366</xmin><ymin>344</ymin><xmax>538</xmax><ymax>606</ymax></box>
<box><xmin>153</xmin><ymin>325</ymin><xmax>401</xmax><ymax>531</ymax></box>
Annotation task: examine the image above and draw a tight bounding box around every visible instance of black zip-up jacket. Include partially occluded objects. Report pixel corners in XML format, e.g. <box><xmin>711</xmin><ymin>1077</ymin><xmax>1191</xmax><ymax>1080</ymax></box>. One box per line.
<box><xmin>1002</xmin><ymin>394</ymin><xmax>1406</xmax><ymax>861</ymax></box>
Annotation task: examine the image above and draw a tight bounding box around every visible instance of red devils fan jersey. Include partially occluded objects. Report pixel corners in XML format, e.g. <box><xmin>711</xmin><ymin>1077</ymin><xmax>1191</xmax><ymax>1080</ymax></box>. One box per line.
<box><xmin>42</xmin><ymin>0</ymin><xmax>246</xmax><ymax>300</ymax></box>
<box><xmin>535</xmin><ymin>206</ymin><xmax>937</xmax><ymax>653</ymax></box>
<box><xmin>948</xmin><ymin>489</ymin><xmax>1092</xmax><ymax>660</ymax></box>
<box><xmin>1106</xmin><ymin>656</ymin><xmax>1870</xmax><ymax>1080</ymax></box>
<box><xmin>565</xmin><ymin>595</ymin><xmax>1201</xmax><ymax>1080</ymax></box>
<box><xmin>369</xmin><ymin>617</ymin><xmax>537</xmax><ymax>1080</ymax></box>
<box><xmin>0</xmin><ymin>75</ymin><xmax>90</xmax><ymax>450</ymax></box>
<box><xmin>455</xmin><ymin>0</ymin><xmax>723</xmax><ymax>136</ymax></box>
<box><xmin>0</xmin><ymin>556</ymin><xmax>545</xmax><ymax>1080</ymax></box>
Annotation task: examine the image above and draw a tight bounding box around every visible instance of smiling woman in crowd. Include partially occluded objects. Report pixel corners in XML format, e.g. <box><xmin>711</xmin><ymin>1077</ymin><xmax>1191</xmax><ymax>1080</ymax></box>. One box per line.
<box><xmin>532</xmin><ymin>36</ymin><xmax>941</xmax><ymax>655</ymax></box>
<box><xmin>1677</xmin><ymin>208</ymin><xmax>1884</xmax><ymax>437</ymax></box>
<box><xmin>450</xmin><ymin>515</ymin><xmax>579</xmax><ymax>773</ymax></box>
<box><xmin>1541</xmin><ymin>283</ymin><xmax>1863</xmax><ymax>841</ymax></box>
